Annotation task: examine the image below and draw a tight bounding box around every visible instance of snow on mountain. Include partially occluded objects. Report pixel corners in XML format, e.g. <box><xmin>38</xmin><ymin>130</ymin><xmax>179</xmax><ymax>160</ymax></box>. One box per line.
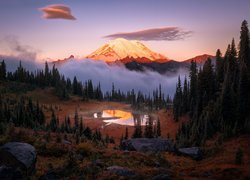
<box><xmin>86</xmin><ymin>38</ymin><xmax>168</xmax><ymax>63</ymax></box>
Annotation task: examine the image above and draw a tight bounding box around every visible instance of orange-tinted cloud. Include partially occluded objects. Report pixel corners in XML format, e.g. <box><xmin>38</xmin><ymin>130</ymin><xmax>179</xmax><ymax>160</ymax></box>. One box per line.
<box><xmin>104</xmin><ymin>27</ymin><xmax>192</xmax><ymax>41</ymax></box>
<box><xmin>40</xmin><ymin>4</ymin><xmax>76</xmax><ymax>20</ymax></box>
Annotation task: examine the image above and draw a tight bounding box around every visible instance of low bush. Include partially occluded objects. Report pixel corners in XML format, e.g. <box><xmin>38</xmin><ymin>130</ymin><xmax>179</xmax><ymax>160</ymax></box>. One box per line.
<box><xmin>76</xmin><ymin>142</ymin><xmax>95</xmax><ymax>157</ymax></box>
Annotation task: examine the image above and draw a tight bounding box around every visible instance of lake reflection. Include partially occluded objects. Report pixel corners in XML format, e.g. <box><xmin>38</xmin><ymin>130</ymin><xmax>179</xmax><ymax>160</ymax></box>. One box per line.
<box><xmin>93</xmin><ymin>110</ymin><xmax>151</xmax><ymax>126</ymax></box>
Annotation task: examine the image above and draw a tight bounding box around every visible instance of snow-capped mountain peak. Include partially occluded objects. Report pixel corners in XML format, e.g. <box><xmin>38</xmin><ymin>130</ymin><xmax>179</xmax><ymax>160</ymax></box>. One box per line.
<box><xmin>86</xmin><ymin>38</ymin><xmax>168</xmax><ymax>63</ymax></box>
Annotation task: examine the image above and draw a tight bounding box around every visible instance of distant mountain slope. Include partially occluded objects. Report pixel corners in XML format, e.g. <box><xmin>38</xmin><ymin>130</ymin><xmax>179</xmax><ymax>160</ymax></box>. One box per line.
<box><xmin>51</xmin><ymin>55</ymin><xmax>75</xmax><ymax>65</ymax></box>
<box><xmin>183</xmin><ymin>54</ymin><xmax>215</xmax><ymax>64</ymax></box>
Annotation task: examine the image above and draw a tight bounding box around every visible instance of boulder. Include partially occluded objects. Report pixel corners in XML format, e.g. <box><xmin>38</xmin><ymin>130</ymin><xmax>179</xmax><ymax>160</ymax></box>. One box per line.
<box><xmin>62</xmin><ymin>140</ymin><xmax>72</xmax><ymax>145</ymax></box>
<box><xmin>0</xmin><ymin>142</ymin><xmax>37</xmax><ymax>177</ymax></box>
<box><xmin>121</xmin><ymin>138</ymin><xmax>174</xmax><ymax>153</ymax></box>
<box><xmin>94</xmin><ymin>159</ymin><xmax>105</xmax><ymax>168</ymax></box>
<box><xmin>178</xmin><ymin>147</ymin><xmax>202</xmax><ymax>160</ymax></box>
<box><xmin>107</xmin><ymin>166</ymin><xmax>136</xmax><ymax>177</ymax></box>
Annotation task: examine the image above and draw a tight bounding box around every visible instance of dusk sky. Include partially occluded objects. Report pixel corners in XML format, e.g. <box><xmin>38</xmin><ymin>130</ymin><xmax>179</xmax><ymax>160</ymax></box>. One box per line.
<box><xmin>0</xmin><ymin>0</ymin><xmax>250</xmax><ymax>61</ymax></box>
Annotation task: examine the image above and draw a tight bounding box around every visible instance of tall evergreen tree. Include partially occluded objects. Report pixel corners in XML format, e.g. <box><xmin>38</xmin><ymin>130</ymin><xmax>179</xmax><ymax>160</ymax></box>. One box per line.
<box><xmin>189</xmin><ymin>60</ymin><xmax>198</xmax><ymax>116</ymax></box>
<box><xmin>73</xmin><ymin>76</ymin><xmax>78</xmax><ymax>95</ymax></box>
<box><xmin>173</xmin><ymin>76</ymin><xmax>182</xmax><ymax>121</ymax></box>
<box><xmin>237</xmin><ymin>20</ymin><xmax>250</xmax><ymax>129</ymax></box>
<box><xmin>0</xmin><ymin>60</ymin><xmax>6</xmax><ymax>80</ymax></box>
<box><xmin>156</xmin><ymin>118</ymin><xmax>161</xmax><ymax>137</ymax></box>
<box><xmin>215</xmin><ymin>49</ymin><xmax>224</xmax><ymax>89</ymax></box>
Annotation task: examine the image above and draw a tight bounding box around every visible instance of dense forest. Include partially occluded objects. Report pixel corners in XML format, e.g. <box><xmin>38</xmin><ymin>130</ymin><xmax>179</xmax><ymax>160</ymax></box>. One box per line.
<box><xmin>0</xmin><ymin>60</ymin><xmax>171</xmax><ymax>110</ymax></box>
<box><xmin>174</xmin><ymin>20</ymin><xmax>250</xmax><ymax>147</ymax></box>
<box><xmin>0</xmin><ymin>56</ymin><xmax>168</xmax><ymax>144</ymax></box>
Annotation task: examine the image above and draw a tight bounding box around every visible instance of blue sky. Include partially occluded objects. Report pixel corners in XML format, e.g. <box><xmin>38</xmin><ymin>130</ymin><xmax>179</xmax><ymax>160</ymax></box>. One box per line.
<box><xmin>0</xmin><ymin>0</ymin><xmax>250</xmax><ymax>61</ymax></box>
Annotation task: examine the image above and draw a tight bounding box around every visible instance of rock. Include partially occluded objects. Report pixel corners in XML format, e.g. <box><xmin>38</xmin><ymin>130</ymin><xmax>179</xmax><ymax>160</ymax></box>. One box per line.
<box><xmin>153</xmin><ymin>174</ymin><xmax>172</xmax><ymax>180</ymax></box>
<box><xmin>62</xmin><ymin>140</ymin><xmax>72</xmax><ymax>145</ymax></box>
<box><xmin>94</xmin><ymin>159</ymin><xmax>105</xmax><ymax>167</ymax></box>
<box><xmin>121</xmin><ymin>138</ymin><xmax>174</xmax><ymax>153</ymax></box>
<box><xmin>0</xmin><ymin>142</ymin><xmax>37</xmax><ymax>177</ymax></box>
<box><xmin>178</xmin><ymin>147</ymin><xmax>202</xmax><ymax>160</ymax></box>
<box><xmin>39</xmin><ymin>171</ymin><xmax>61</xmax><ymax>180</ymax></box>
<box><xmin>107</xmin><ymin>166</ymin><xmax>136</xmax><ymax>177</ymax></box>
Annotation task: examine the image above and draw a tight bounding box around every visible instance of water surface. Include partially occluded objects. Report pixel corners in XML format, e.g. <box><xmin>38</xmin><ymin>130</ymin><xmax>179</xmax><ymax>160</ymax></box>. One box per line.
<box><xmin>93</xmin><ymin>109</ymin><xmax>153</xmax><ymax>126</ymax></box>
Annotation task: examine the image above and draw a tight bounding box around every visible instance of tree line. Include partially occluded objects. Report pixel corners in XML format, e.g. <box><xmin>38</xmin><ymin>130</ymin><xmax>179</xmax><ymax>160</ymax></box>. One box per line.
<box><xmin>0</xmin><ymin>61</ymin><xmax>172</xmax><ymax>111</ymax></box>
<box><xmin>174</xmin><ymin>20</ymin><xmax>250</xmax><ymax>147</ymax></box>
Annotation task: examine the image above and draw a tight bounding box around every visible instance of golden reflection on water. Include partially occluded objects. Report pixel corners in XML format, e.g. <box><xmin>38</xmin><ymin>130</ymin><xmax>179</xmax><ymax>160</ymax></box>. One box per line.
<box><xmin>93</xmin><ymin>109</ymin><xmax>149</xmax><ymax>126</ymax></box>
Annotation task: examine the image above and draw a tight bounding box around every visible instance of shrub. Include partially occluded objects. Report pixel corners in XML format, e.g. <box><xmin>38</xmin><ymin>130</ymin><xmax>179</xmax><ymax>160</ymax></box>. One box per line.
<box><xmin>76</xmin><ymin>142</ymin><xmax>94</xmax><ymax>157</ymax></box>
<box><xmin>44</xmin><ymin>131</ymin><xmax>51</xmax><ymax>142</ymax></box>
<box><xmin>235</xmin><ymin>147</ymin><xmax>244</xmax><ymax>165</ymax></box>
<box><xmin>38</xmin><ymin>144</ymin><xmax>68</xmax><ymax>157</ymax></box>
<box><xmin>0</xmin><ymin>122</ymin><xmax>6</xmax><ymax>135</ymax></box>
<box><xmin>56</xmin><ymin>133</ymin><xmax>62</xmax><ymax>143</ymax></box>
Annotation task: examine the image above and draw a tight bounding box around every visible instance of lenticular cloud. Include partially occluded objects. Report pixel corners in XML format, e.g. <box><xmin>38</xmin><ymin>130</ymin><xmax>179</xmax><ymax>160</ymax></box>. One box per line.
<box><xmin>40</xmin><ymin>4</ymin><xmax>76</xmax><ymax>20</ymax></box>
<box><xmin>104</xmin><ymin>27</ymin><xmax>193</xmax><ymax>41</ymax></box>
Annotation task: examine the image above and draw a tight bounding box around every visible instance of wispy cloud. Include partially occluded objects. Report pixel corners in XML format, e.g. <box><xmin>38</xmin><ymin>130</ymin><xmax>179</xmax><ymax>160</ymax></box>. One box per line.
<box><xmin>40</xmin><ymin>4</ymin><xmax>76</xmax><ymax>20</ymax></box>
<box><xmin>3</xmin><ymin>36</ymin><xmax>37</xmax><ymax>60</ymax></box>
<box><xmin>104</xmin><ymin>27</ymin><xmax>193</xmax><ymax>41</ymax></box>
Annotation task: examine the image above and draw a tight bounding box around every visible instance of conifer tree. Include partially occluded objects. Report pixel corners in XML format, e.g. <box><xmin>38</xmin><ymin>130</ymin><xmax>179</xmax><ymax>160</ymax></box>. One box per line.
<box><xmin>125</xmin><ymin>127</ymin><xmax>128</xmax><ymax>140</ymax></box>
<box><xmin>215</xmin><ymin>49</ymin><xmax>224</xmax><ymax>87</ymax></box>
<box><xmin>88</xmin><ymin>80</ymin><xmax>94</xmax><ymax>99</ymax></box>
<box><xmin>50</xmin><ymin>110</ymin><xmax>58</xmax><ymax>132</ymax></box>
<box><xmin>237</xmin><ymin>20</ymin><xmax>250</xmax><ymax>129</ymax></box>
<box><xmin>73</xmin><ymin>76</ymin><xmax>78</xmax><ymax>95</ymax></box>
<box><xmin>156</xmin><ymin>118</ymin><xmax>161</xmax><ymax>137</ymax></box>
<box><xmin>173</xmin><ymin>76</ymin><xmax>182</xmax><ymax>121</ymax></box>
<box><xmin>0</xmin><ymin>60</ymin><xmax>6</xmax><ymax>80</ymax></box>
<box><xmin>189</xmin><ymin>60</ymin><xmax>198</xmax><ymax>116</ymax></box>
<box><xmin>182</xmin><ymin>76</ymin><xmax>189</xmax><ymax>113</ymax></box>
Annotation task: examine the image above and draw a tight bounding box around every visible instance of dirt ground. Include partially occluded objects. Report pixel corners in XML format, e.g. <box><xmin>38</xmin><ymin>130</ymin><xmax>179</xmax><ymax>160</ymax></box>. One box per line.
<box><xmin>27</xmin><ymin>88</ymin><xmax>188</xmax><ymax>142</ymax></box>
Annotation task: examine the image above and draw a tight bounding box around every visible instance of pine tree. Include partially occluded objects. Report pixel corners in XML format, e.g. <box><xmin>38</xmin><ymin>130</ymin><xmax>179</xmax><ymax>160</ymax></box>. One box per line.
<box><xmin>44</xmin><ymin>61</ymin><xmax>50</xmax><ymax>85</ymax></box>
<box><xmin>50</xmin><ymin>110</ymin><xmax>58</xmax><ymax>132</ymax></box>
<box><xmin>125</xmin><ymin>127</ymin><xmax>128</xmax><ymax>140</ymax></box>
<box><xmin>73</xmin><ymin>76</ymin><xmax>78</xmax><ymax>95</ymax></box>
<box><xmin>83</xmin><ymin>127</ymin><xmax>92</xmax><ymax>139</ymax></box>
<box><xmin>159</xmin><ymin>84</ymin><xmax>162</xmax><ymax>109</ymax></box>
<box><xmin>144</xmin><ymin>115</ymin><xmax>154</xmax><ymax>138</ymax></box>
<box><xmin>0</xmin><ymin>60</ymin><xmax>6</xmax><ymax>80</ymax></box>
<box><xmin>156</xmin><ymin>118</ymin><xmax>161</xmax><ymax>137</ymax></box>
<box><xmin>237</xmin><ymin>20</ymin><xmax>250</xmax><ymax>130</ymax></box>
<box><xmin>189</xmin><ymin>60</ymin><xmax>198</xmax><ymax>116</ymax></box>
<box><xmin>132</xmin><ymin>115</ymin><xmax>142</xmax><ymax>138</ymax></box>
<box><xmin>182</xmin><ymin>76</ymin><xmax>189</xmax><ymax>113</ymax></box>
<box><xmin>88</xmin><ymin>80</ymin><xmax>94</xmax><ymax>99</ymax></box>
<box><xmin>215</xmin><ymin>49</ymin><xmax>224</xmax><ymax>87</ymax></box>
<box><xmin>173</xmin><ymin>76</ymin><xmax>182</xmax><ymax>121</ymax></box>
<box><xmin>79</xmin><ymin>116</ymin><xmax>83</xmax><ymax>135</ymax></box>
<box><xmin>235</xmin><ymin>147</ymin><xmax>244</xmax><ymax>165</ymax></box>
